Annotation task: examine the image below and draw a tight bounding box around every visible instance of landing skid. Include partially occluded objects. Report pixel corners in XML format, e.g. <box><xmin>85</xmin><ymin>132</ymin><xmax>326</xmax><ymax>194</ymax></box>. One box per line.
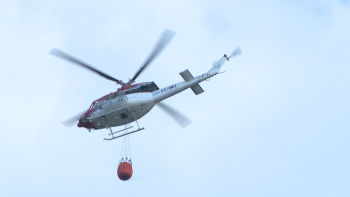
<box><xmin>108</xmin><ymin>126</ymin><xmax>134</xmax><ymax>136</ymax></box>
<box><xmin>103</xmin><ymin>107</ymin><xmax>145</xmax><ymax>141</ymax></box>
<box><xmin>103</xmin><ymin>127</ymin><xmax>144</xmax><ymax>140</ymax></box>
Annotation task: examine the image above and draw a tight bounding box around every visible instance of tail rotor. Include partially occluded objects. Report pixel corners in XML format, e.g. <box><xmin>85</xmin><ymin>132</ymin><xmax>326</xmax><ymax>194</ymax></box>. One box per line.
<box><xmin>227</xmin><ymin>47</ymin><xmax>242</xmax><ymax>60</ymax></box>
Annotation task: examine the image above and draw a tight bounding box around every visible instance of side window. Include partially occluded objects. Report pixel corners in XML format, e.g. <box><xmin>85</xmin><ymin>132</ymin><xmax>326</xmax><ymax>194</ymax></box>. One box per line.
<box><xmin>118</xmin><ymin>94</ymin><xmax>125</xmax><ymax>102</ymax></box>
<box><xmin>153</xmin><ymin>85</ymin><xmax>159</xmax><ymax>91</ymax></box>
<box><xmin>107</xmin><ymin>94</ymin><xmax>113</xmax><ymax>100</ymax></box>
<box><xmin>135</xmin><ymin>84</ymin><xmax>152</xmax><ymax>92</ymax></box>
<box><xmin>152</xmin><ymin>82</ymin><xmax>159</xmax><ymax>90</ymax></box>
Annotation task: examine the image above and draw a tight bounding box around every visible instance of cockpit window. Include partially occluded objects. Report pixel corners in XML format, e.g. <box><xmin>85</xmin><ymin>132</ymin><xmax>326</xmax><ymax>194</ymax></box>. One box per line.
<box><xmin>126</xmin><ymin>82</ymin><xmax>159</xmax><ymax>95</ymax></box>
<box><xmin>152</xmin><ymin>82</ymin><xmax>159</xmax><ymax>90</ymax></box>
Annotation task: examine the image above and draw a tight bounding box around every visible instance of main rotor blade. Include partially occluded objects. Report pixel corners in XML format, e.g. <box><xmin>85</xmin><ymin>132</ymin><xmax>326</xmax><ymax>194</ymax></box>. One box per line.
<box><xmin>157</xmin><ymin>102</ymin><xmax>191</xmax><ymax>128</ymax></box>
<box><xmin>62</xmin><ymin>110</ymin><xmax>86</xmax><ymax>127</ymax></box>
<box><xmin>130</xmin><ymin>29</ymin><xmax>175</xmax><ymax>84</ymax></box>
<box><xmin>50</xmin><ymin>48</ymin><xmax>122</xmax><ymax>83</ymax></box>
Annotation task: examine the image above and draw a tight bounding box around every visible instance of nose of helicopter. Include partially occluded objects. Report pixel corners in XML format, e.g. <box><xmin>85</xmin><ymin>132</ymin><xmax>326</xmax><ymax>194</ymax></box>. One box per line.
<box><xmin>77</xmin><ymin>117</ymin><xmax>94</xmax><ymax>129</ymax></box>
<box><xmin>77</xmin><ymin>119</ymin><xmax>83</xmax><ymax>127</ymax></box>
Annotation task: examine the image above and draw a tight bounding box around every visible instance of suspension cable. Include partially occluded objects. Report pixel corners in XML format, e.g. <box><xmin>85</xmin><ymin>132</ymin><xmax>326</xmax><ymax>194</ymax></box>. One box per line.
<box><xmin>120</xmin><ymin>123</ymin><xmax>132</xmax><ymax>163</ymax></box>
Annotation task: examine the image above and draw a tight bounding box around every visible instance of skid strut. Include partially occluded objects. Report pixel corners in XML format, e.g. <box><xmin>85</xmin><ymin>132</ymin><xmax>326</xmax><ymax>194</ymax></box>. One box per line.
<box><xmin>103</xmin><ymin>108</ymin><xmax>144</xmax><ymax>141</ymax></box>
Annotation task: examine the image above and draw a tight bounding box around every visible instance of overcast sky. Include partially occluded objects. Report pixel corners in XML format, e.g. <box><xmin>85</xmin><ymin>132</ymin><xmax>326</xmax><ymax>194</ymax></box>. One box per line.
<box><xmin>1</xmin><ymin>0</ymin><xmax>349</xmax><ymax>196</ymax></box>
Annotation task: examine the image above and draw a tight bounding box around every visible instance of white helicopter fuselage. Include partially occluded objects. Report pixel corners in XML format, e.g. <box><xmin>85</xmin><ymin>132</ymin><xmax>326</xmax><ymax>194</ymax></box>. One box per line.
<box><xmin>87</xmin><ymin>92</ymin><xmax>156</xmax><ymax>129</ymax></box>
<box><xmin>80</xmin><ymin>55</ymin><xmax>228</xmax><ymax>130</ymax></box>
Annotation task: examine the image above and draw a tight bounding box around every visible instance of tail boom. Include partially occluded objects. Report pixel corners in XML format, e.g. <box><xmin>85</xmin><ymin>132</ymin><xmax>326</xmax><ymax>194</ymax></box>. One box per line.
<box><xmin>152</xmin><ymin>55</ymin><xmax>228</xmax><ymax>103</ymax></box>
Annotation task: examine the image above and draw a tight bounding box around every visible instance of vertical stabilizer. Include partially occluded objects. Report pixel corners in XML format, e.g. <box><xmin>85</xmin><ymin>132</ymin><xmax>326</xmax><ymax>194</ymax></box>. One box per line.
<box><xmin>208</xmin><ymin>56</ymin><xmax>227</xmax><ymax>75</ymax></box>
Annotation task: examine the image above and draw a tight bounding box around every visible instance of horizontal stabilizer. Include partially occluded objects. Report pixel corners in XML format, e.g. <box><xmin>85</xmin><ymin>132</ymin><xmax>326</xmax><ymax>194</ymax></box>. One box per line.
<box><xmin>179</xmin><ymin>69</ymin><xmax>194</xmax><ymax>82</ymax></box>
<box><xmin>191</xmin><ymin>84</ymin><xmax>204</xmax><ymax>95</ymax></box>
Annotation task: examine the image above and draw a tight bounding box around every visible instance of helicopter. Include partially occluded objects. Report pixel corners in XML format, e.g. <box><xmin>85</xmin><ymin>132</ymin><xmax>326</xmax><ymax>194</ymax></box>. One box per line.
<box><xmin>50</xmin><ymin>29</ymin><xmax>241</xmax><ymax>140</ymax></box>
